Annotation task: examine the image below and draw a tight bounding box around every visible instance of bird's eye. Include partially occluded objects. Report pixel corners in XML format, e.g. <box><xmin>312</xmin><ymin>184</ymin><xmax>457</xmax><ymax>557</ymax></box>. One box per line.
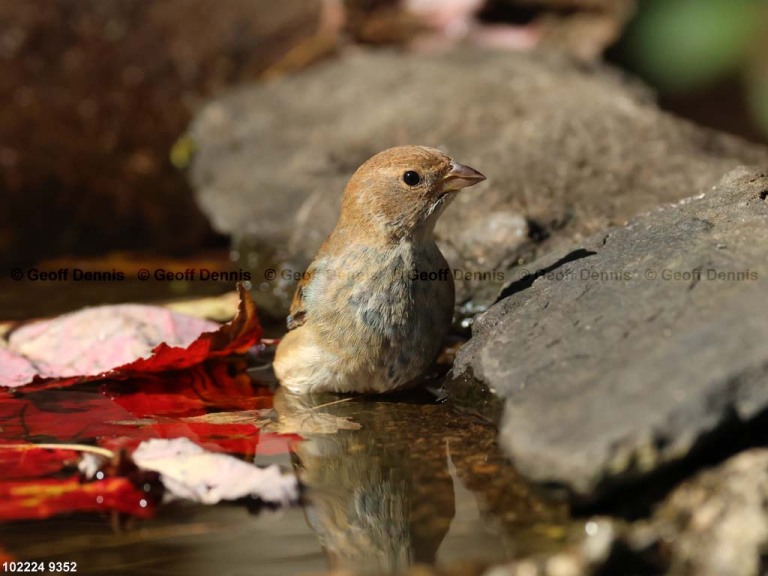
<box><xmin>402</xmin><ymin>171</ymin><xmax>421</xmax><ymax>187</ymax></box>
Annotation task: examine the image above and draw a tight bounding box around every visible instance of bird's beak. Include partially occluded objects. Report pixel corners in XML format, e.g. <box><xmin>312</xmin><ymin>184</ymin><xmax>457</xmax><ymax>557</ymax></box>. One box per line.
<box><xmin>441</xmin><ymin>161</ymin><xmax>486</xmax><ymax>192</ymax></box>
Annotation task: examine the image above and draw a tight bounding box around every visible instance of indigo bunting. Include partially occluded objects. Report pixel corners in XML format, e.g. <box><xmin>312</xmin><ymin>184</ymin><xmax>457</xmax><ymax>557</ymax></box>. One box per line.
<box><xmin>274</xmin><ymin>146</ymin><xmax>485</xmax><ymax>394</ymax></box>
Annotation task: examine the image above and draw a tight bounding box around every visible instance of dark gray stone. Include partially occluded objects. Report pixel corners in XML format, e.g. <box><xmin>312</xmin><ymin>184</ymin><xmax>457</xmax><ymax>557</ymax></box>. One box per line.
<box><xmin>185</xmin><ymin>48</ymin><xmax>768</xmax><ymax>317</ymax></box>
<box><xmin>452</xmin><ymin>168</ymin><xmax>768</xmax><ymax>499</ymax></box>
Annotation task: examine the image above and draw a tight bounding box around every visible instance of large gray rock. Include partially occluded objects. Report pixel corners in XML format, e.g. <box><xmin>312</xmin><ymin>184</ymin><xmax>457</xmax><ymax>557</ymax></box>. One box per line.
<box><xmin>185</xmin><ymin>48</ymin><xmax>768</xmax><ymax>317</ymax></box>
<box><xmin>451</xmin><ymin>168</ymin><xmax>768</xmax><ymax>500</ymax></box>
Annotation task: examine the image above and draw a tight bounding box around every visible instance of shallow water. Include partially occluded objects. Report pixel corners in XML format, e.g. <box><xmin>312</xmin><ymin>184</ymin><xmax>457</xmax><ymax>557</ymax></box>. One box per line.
<box><xmin>0</xmin><ymin>279</ymin><xmax>571</xmax><ymax>575</ymax></box>
<box><xmin>1</xmin><ymin>382</ymin><xmax>571</xmax><ymax>576</ymax></box>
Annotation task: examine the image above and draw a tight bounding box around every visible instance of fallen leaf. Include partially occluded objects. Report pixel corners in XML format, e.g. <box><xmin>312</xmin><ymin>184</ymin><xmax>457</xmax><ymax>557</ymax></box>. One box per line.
<box><xmin>260</xmin><ymin>389</ymin><xmax>362</xmax><ymax>435</ymax></box>
<box><xmin>102</xmin><ymin>360</ymin><xmax>274</xmax><ymax>418</ymax></box>
<box><xmin>0</xmin><ymin>444</ymin><xmax>81</xmax><ymax>479</ymax></box>
<box><xmin>0</xmin><ymin>392</ymin><xmax>143</xmax><ymax>443</ymax></box>
<box><xmin>257</xmin><ymin>410</ymin><xmax>362</xmax><ymax>436</ymax></box>
<box><xmin>0</xmin><ymin>347</ymin><xmax>39</xmax><ymax>389</ymax></box>
<box><xmin>9</xmin><ymin>307</ymin><xmax>216</xmax><ymax>378</ymax></box>
<box><xmin>101</xmin><ymin>421</ymin><xmax>299</xmax><ymax>457</ymax></box>
<box><xmin>0</xmin><ymin>284</ymin><xmax>300</xmax><ymax>522</ymax></box>
<box><xmin>2</xmin><ymin>357</ymin><xmax>298</xmax><ymax>448</ymax></box>
<box><xmin>0</xmin><ymin>476</ymin><xmax>155</xmax><ymax>521</ymax></box>
<box><xmin>0</xmin><ymin>284</ymin><xmax>261</xmax><ymax>391</ymax></box>
<box><xmin>131</xmin><ymin>438</ymin><xmax>298</xmax><ymax>506</ymax></box>
<box><xmin>181</xmin><ymin>410</ymin><xmax>271</xmax><ymax>424</ymax></box>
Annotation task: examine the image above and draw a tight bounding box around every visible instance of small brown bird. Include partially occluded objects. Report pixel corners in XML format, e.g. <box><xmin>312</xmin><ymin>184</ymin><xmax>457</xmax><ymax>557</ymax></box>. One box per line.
<box><xmin>273</xmin><ymin>146</ymin><xmax>485</xmax><ymax>394</ymax></box>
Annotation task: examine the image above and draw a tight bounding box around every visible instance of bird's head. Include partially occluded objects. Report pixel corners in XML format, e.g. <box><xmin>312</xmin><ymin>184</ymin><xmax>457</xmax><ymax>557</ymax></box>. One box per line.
<box><xmin>339</xmin><ymin>146</ymin><xmax>486</xmax><ymax>241</ymax></box>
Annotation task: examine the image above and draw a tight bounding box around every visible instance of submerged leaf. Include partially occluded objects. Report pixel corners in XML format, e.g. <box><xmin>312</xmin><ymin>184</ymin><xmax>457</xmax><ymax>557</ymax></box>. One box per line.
<box><xmin>103</xmin><ymin>361</ymin><xmax>274</xmax><ymax>418</ymax></box>
<box><xmin>0</xmin><ymin>444</ymin><xmax>81</xmax><ymax>480</ymax></box>
<box><xmin>0</xmin><ymin>392</ymin><xmax>142</xmax><ymax>443</ymax></box>
<box><xmin>0</xmin><ymin>476</ymin><xmax>155</xmax><ymax>521</ymax></box>
<box><xmin>260</xmin><ymin>389</ymin><xmax>362</xmax><ymax>435</ymax></box>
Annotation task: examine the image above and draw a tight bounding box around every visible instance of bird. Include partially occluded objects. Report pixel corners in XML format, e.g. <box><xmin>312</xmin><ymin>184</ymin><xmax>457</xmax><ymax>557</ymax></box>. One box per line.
<box><xmin>273</xmin><ymin>145</ymin><xmax>485</xmax><ymax>394</ymax></box>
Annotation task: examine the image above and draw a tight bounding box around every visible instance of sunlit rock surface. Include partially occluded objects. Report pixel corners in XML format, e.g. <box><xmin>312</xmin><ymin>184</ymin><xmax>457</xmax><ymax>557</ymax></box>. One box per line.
<box><xmin>186</xmin><ymin>48</ymin><xmax>768</xmax><ymax>317</ymax></box>
<box><xmin>452</xmin><ymin>168</ymin><xmax>768</xmax><ymax>500</ymax></box>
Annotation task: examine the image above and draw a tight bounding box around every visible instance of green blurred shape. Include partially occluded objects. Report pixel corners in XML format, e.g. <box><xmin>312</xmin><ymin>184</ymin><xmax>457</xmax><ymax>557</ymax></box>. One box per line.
<box><xmin>170</xmin><ymin>135</ymin><xmax>197</xmax><ymax>170</ymax></box>
<box><xmin>747</xmin><ymin>71</ymin><xmax>768</xmax><ymax>139</ymax></box>
<box><xmin>626</xmin><ymin>0</ymin><xmax>762</xmax><ymax>92</ymax></box>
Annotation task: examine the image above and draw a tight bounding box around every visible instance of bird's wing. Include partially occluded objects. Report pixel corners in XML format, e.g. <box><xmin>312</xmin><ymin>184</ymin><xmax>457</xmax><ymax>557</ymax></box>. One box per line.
<box><xmin>286</xmin><ymin>281</ymin><xmax>308</xmax><ymax>330</ymax></box>
<box><xmin>286</xmin><ymin>262</ymin><xmax>319</xmax><ymax>331</ymax></box>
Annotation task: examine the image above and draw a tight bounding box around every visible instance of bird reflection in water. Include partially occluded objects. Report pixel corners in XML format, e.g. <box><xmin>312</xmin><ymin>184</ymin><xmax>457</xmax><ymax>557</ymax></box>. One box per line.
<box><xmin>269</xmin><ymin>388</ymin><xmax>455</xmax><ymax>574</ymax></box>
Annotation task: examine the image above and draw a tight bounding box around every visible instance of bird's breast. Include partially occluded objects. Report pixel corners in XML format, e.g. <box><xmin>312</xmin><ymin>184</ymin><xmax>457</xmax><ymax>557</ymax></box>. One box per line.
<box><xmin>307</xmin><ymin>241</ymin><xmax>454</xmax><ymax>352</ymax></box>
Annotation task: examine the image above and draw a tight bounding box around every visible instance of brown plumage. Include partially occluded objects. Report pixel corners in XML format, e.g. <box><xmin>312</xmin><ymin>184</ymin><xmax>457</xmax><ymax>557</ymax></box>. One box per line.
<box><xmin>273</xmin><ymin>145</ymin><xmax>485</xmax><ymax>394</ymax></box>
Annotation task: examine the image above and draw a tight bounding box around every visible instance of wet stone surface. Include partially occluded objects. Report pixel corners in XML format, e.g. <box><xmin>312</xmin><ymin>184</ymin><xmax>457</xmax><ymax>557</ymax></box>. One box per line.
<box><xmin>452</xmin><ymin>167</ymin><xmax>768</xmax><ymax>502</ymax></box>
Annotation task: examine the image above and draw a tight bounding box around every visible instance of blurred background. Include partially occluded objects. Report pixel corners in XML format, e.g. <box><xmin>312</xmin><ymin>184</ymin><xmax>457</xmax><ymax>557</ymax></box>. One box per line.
<box><xmin>1</xmin><ymin>0</ymin><xmax>766</xmax><ymax>277</ymax></box>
